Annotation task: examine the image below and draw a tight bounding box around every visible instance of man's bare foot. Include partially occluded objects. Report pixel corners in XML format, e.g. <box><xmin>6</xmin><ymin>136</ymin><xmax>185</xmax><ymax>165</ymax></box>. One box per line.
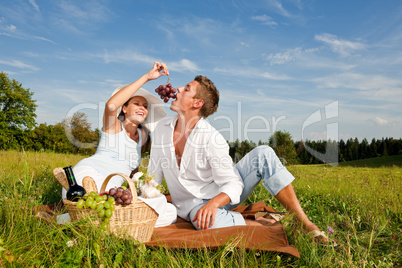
<box><xmin>308</xmin><ymin>230</ymin><xmax>339</xmax><ymax>247</ymax></box>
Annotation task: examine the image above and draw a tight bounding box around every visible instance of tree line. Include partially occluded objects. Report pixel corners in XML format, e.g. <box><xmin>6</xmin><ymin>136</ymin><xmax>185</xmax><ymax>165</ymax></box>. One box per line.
<box><xmin>2</xmin><ymin>72</ymin><xmax>401</xmax><ymax>164</ymax></box>
<box><xmin>0</xmin><ymin>72</ymin><xmax>99</xmax><ymax>155</ymax></box>
<box><xmin>0</xmin><ymin>112</ymin><xmax>100</xmax><ymax>156</ymax></box>
<box><xmin>228</xmin><ymin>134</ymin><xmax>402</xmax><ymax>165</ymax></box>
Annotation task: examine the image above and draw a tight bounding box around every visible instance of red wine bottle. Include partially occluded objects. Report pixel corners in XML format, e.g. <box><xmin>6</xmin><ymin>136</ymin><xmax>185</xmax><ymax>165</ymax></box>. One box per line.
<box><xmin>64</xmin><ymin>166</ymin><xmax>86</xmax><ymax>201</ymax></box>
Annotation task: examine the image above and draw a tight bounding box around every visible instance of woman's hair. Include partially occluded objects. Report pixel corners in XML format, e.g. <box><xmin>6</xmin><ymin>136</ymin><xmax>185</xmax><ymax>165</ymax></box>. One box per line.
<box><xmin>194</xmin><ymin>75</ymin><xmax>219</xmax><ymax>118</ymax></box>
<box><xmin>140</xmin><ymin>125</ymin><xmax>151</xmax><ymax>155</ymax></box>
<box><xmin>117</xmin><ymin>97</ymin><xmax>134</xmax><ymax>122</ymax></box>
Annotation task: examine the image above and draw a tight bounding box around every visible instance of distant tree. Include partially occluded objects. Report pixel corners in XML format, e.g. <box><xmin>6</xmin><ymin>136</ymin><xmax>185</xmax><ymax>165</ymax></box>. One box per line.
<box><xmin>61</xmin><ymin>112</ymin><xmax>99</xmax><ymax>155</ymax></box>
<box><xmin>227</xmin><ymin>139</ymin><xmax>257</xmax><ymax>163</ymax></box>
<box><xmin>390</xmin><ymin>138</ymin><xmax>402</xmax><ymax>155</ymax></box>
<box><xmin>26</xmin><ymin>123</ymin><xmax>75</xmax><ymax>153</ymax></box>
<box><xmin>378</xmin><ymin>138</ymin><xmax>388</xmax><ymax>156</ymax></box>
<box><xmin>269</xmin><ymin>131</ymin><xmax>298</xmax><ymax>165</ymax></box>
<box><xmin>0</xmin><ymin>72</ymin><xmax>37</xmax><ymax>149</ymax></box>
<box><xmin>228</xmin><ymin>139</ymin><xmax>240</xmax><ymax>161</ymax></box>
<box><xmin>359</xmin><ymin>138</ymin><xmax>370</xmax><ymax>159</ymax></box>
<box><xmin>345</xmin><ymin>138</ymin><xmax>359</xmax><ymax>161</ymax></box>
<box><xmin>324</xmin><ymin>139</ymin><xmax>339</xmax><ymax>165</ymax></box>
<box><xmin>369</xmin><ymin>138</ymin><xmax>378</xmax><ymax>158</ymax></box>
<box><xmin>237</xmin><ymin>140</ymin><xmax>256</xmax><ymax>160</ymax></box>
<box><xmin>258</xmin><ymin>139</ymin><xmax>268</xmax><ymax>146</ymax></box>
<box><xmin>338</xmin><ymin>139</ymin><xmax>346</xmax><ymax>162</ymax></box>
<box><xmin>296</xmin><ymin>140</ymin><xmax>313</xmax><ymax>164</ymax></box>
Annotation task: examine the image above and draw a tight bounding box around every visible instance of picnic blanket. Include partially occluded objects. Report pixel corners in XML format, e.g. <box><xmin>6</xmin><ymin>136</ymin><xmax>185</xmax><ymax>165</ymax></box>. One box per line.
<box><xmin>33</xmin><ymin>201</ymin><xmax>299</xmax><ymax>258</ymax></box>
<box><xmin>144</xmin><ymin>201</ymin><xmax>299</xmax><ymax>257</ymax></box>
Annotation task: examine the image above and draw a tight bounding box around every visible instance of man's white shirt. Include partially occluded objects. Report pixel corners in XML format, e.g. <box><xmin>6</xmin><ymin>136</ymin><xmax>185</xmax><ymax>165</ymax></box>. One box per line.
<box><xmin>148</xmin><ymin>115</ymin><xmax>244</xmax><ymax>220</ymax></box>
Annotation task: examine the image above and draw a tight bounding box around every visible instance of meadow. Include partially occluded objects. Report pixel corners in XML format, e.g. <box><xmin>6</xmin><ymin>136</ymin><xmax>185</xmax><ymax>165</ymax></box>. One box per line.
<box><xmin>0</xmin><ymin>150</ymin><xmax>401</xmax><ymax>267</ymax></box>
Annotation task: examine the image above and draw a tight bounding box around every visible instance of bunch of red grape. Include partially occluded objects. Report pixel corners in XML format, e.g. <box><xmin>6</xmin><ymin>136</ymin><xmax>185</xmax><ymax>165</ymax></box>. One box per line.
<box><xmin>155</xmin><ymin>83</ymin><xmax>177</xmax><ymax>103</ymax></box>
<box><xmin>108</xmin><ymin>187</ymin><xmax>133</xmax><ymax>205</ymax></box>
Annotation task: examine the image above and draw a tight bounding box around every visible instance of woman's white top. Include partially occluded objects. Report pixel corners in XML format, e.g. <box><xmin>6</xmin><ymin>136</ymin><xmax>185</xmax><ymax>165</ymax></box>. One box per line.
<box><xmin>75</xmin><ymin>124</ymin><xmax>142</xmax><ymax>177</ymax></box>
<box><xmin>62</xmin><ymin>125</ymin><xmax>142</xmax><ymax>198</ymax></box>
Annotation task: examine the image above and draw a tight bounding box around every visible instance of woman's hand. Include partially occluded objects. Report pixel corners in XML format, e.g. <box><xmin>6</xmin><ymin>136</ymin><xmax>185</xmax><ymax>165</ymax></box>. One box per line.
<box><xmin>146</xmin><ymin>61</ymin><xmax>169</xmax><ymax>81</ymax></box>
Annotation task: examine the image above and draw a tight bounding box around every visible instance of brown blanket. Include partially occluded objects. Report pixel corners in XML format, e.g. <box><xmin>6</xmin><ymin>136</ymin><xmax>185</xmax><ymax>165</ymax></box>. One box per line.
<box><xmin>144</xmin><ymin>201</ymin><xmax>299</xmax><ymax>257</ymax></box>
<box><xmin>34</xmin><ymin>201</ymin><xmax>299</xmax><ymax>258</ymax></box>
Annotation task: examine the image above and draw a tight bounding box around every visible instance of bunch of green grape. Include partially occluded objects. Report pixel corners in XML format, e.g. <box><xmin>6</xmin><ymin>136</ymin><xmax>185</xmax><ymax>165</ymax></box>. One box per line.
<box><xmin>75</xmin><ymin>191</ymin><xmax>115</xmax><ymax>230</ymax></box>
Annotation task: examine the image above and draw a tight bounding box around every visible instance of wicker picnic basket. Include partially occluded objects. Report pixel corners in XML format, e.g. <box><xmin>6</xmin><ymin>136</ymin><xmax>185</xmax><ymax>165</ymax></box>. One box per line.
<box><xmin>62</xmin><ymin>172</ymin><xmax>158</xmax><ymax>242</ymax></box>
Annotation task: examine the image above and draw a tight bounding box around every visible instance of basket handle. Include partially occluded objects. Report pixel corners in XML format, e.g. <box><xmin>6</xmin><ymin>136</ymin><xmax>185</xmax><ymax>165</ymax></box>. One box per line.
<box><xmin>100</xmin><ymin>173</ymin><xmax>138</xmax><ymax>202</ymax></box>
<box><xmin>53</xmin><ymin>167</ymin><xmax>69</xmax><ymax>191</ymax></box>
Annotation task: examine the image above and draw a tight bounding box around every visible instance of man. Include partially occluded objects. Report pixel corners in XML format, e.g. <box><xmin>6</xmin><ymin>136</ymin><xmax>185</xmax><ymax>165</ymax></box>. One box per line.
<box><xmin>148</xmin><ymin>69</ymin><xmax>334</xmax><ymax>245</ymax></box>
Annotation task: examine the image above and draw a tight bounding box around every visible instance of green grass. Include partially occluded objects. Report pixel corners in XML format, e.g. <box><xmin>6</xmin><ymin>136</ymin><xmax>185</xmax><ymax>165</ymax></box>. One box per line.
<box><xmin>338</xmin><ymin>154</ymin><xmax>402</xmax><ymax>168</ymax></box>
<box><xmin>0</xmin><ymin>150</ymin><xmax>401</xmax><ymax>267</ymax></box>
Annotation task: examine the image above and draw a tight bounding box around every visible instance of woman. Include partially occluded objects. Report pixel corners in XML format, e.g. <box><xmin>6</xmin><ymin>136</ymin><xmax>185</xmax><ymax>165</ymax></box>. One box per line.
<box><xmin>61</xmin><ymin>62</ymin><xmax>176</xmax><ymax>227</ymax></box>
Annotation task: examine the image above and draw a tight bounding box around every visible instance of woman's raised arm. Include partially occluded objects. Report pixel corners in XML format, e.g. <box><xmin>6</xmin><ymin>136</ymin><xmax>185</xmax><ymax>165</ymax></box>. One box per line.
<box><xmin>103</xmin><ymin>62</ymin><xmax>169</xmax><ymax>133</ymax></box>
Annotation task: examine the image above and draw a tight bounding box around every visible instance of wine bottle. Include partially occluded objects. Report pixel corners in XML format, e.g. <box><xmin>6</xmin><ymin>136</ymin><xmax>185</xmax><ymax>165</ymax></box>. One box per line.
<box><xmin>64</xmin><ymin>166</ymin><xmax>86</xmax><ymax>201</ymax></box>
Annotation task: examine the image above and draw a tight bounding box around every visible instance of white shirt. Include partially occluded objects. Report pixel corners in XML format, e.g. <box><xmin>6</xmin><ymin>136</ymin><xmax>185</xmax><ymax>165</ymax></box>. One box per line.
<box><xmin>148</xmin><ymin>115</ymin><xmax>244</xmax><ymax>220</ymax></box>
<box><xmin>74</xmin><ymin>123</ymin><xmax>142</xmax><ymax>177</ymax></box>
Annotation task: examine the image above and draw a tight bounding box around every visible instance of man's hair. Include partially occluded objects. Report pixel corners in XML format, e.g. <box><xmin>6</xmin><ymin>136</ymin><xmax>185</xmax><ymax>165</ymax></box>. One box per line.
<box><xmin>194</xmin><ymin>75</ymin><xmax>219</xmax><ymax>118</ymax></box>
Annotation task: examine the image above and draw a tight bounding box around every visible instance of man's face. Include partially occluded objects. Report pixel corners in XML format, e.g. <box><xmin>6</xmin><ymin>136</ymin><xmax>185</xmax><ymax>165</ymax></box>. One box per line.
<box><xmin>170</xmin><ymin>80</ymin><xmax>200</xmax><ymax>113</ymax></box>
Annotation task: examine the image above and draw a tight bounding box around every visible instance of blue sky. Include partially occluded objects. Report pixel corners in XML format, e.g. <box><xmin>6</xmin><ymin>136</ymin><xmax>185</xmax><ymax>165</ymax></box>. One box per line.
<box><xmin>1</xmin><ymin>0</ymin><xmax>402</xmax><ymax>143</ymax></box>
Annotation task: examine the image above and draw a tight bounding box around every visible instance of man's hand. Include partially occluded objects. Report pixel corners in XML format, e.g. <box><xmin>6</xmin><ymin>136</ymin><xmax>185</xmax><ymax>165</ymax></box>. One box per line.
<box><xmin>192</xmin><ymin>193</ymin><xmax>230</xmax><ymax>230</ymax></box>
<box><xmin>192</xmin><ymin>200</ymin><xmax>218</xmax><ymax>230</ymax></box>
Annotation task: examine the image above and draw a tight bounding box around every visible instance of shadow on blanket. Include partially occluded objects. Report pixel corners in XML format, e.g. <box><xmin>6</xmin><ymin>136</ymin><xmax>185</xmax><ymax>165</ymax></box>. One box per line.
<box><xmin>145</xmin><ymin>201</ymin><xmax>299</xmax><ymax>258</ymax></box>
<box><xmin>33</xmin><ymin>200</ymin><xmax>299</xmax><ymax>258</ymax></box>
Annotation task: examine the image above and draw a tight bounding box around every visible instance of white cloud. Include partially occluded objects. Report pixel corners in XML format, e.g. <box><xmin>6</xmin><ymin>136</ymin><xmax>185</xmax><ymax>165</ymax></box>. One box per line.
<box><xmin>168</xmin><ymin>59</ymin><xmax>200</xmax><ymax>72</ymax></box>
<box><xmin>314</xmin><ymin>72</ymin><xmax>402</xmax><ymax>100</ymax></box>
<box><xmin>267</xmin><ymin>47</ymin><xmax>324</xmax><ymax>66</ymax></box>
<box><xmin>293</xmin><ymin>52</ymin><xmax>356</xmax><ymax>70</ymax></box>
<box><xmin>369</xmin><ymin>116</ymin><xmax>388</xmax><ymax>126</ymax></box>
<box><xmin>240</xmin><ymin>42</ymin><xmax>249</xmax><ymax>47</ymax></box>
<box><xmin>53</xmin><ymin>1</ymin><xmax>112</xmax><ymax>34</ymax></box>
<box><xmin>268</xmin><ymin>47</ymin><xmax>302</xmax><ymax>65</ymax></box>
<box><xmin>29</xmin><ymin>0</ymin><xmax>40</xmax><ymax>12</ymax></box>
<box><xmin>58</xmin><ymin>1</ymin><xmax>109</xmax><ymax>22</ymax></box>
<box><xmin>266</xmin><ymin>0</ymin><xmax>291</xmax><ymax>17</ymax></box>
<box><xmin>33</xmin><ymin>36</ymin><xmax>56</xmax><ymax>44</ymax></box>
<box><xmin>0</xmin><ymin>17</ymin><xmax>16</xmax><ymax>32</ymax></box>
<box><xmin>304</xmin><ymin>131</ymin><xmax>330</xmax><ymax>141</ymax></box>
<box><xmin>315</xmin><ymin>33</ymin><xmax>366</xmax><ymax>57</ymax></box>
<box><xmin>1</xmin><ymin>70</ymin><xmax>17</xmax><ymax>75</ymax></box>
<box><xmin>0</xmin><ymin>32</ymin><xmax>19</xmax><ymax>39</ymax></box>
<box><xmin>97</xmin><ymin>50</ymin><xmax>199</xmax><ymax>72</ymax></box>
<box><xmin>7</xmin><ymin>24</ymin><xmax>16</xmax><ymax>31</ymax></box>
<box><xmin>176</xmin><ymin>17</ymin><xmax>222</xmax><ymax>47</ymax></box>
<box><xmin>218</xmin><ymin>88</ymin><xmax>318</xmax><ymax>111</ymax></box>
<box><xmin>21</xmin><ymin>51</ymin><xmax>40</xmax><ymax>57</ymax></box>
<box><xmin>251</xmin><ymin>15</ymin><xmax>277</xmax><ymax>27</ymax></box>
<box><xmin>100</xmin><ymin>49</ymin><xmax>155</xmax><ymax>65</ymax></box>
<box><xmin>214</xmin><ymin>66</ymin><xmax>290</xmax><ymax>81</ymax></box>
<box><xmin>0</xmin><ymin>59</ymin><xmax>39</xmax><ymax>71</ymax></box>
<box><xmin>77</xmin><ymin>79</ymin><xmax>124</xmax><ymax>89</ymax></box>
<box><xmin>57</xmin><ymin>88</ymin><xmax>96</xmax><ymax>104</ymax></box>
